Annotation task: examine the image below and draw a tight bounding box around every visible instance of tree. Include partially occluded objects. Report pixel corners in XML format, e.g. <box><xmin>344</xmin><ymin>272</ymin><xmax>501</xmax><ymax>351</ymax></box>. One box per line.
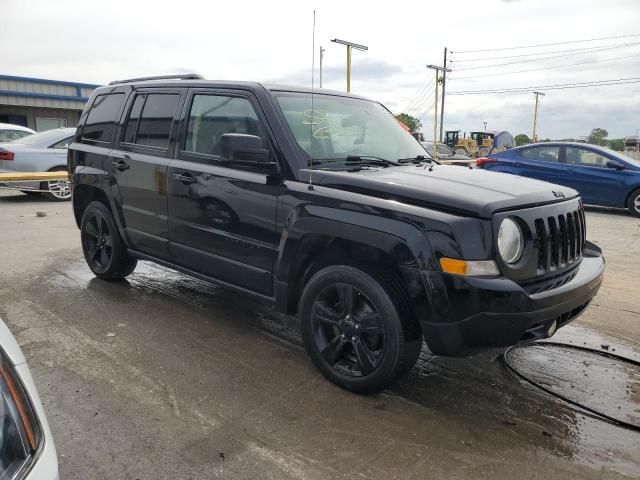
<box><xmin>395</xmin><ymin>113</ymin><xmax>422</xmax><ymax>132</ymax></box>
<box><xmin>515</xmin><ymin>134</ymin><xmax>530</xmax><ymax>146</ymax></box>
<box><xmin>588</xmin><ymin>128</ymin><xmax>608</xmax><ymax>146</ymax></box>
<box><xmin>608</xmin><ymin>138</ymin><xmax>624</xmax><ymax>151</ymax></box>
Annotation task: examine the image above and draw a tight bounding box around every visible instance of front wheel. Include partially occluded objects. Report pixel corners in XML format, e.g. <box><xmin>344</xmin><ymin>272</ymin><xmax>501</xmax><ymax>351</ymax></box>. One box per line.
<box><xmin>300</xmin><ymin>265</ymin><xmax>422</xmax><ymax>394</ymax></box>
<box><xmin>80</xmin><ymin>201</ymin><xmax>137</xmax><ymax>280</ymax></box>
<box><xmin>628</xmin><ymin>189</ymin><xmax>640</xmax><ymax>218</ymax></box>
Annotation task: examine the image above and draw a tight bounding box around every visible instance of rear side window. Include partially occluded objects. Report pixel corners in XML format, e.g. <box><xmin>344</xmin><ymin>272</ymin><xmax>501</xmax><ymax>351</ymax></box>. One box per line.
<box><xmin>520</xmin><ymin>146</ymin><xmax>560</xmax><ymax>162</ymax></box>
<box><xmin>83</xmin><ymin>93</ymin><xmax>125</xmax><ymax>143</ymax></box>
<box><xmin>50</xmin><ymin>136</ymin><xmax>73</xmax><ymax>149</ymax></box>
<box><xmin>122</xmin><ymin>94</ymin><xmax>180</xmax><ymax>149</ymax></box>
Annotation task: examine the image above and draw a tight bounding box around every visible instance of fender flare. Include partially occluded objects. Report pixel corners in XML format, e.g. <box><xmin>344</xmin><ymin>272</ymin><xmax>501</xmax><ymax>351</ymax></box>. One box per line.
<box><xmin>274</xmin><ymin>203</ymin><xmax>432</xmax><ymax>286</ymax></box>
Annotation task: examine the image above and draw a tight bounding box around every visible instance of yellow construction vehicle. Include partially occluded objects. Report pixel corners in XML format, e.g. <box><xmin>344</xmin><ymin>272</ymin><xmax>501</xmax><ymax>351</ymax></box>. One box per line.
<box><xmin>444</xmin><ymin>130</ymin><xmax>481</xmax><ymax>156</ymax></box>
<box><xmin>445</xmin><ymin>130</ymin><xmax>514</xmax><ymax>157</ymax></box>
<box><xmin>470</xmin><ymin>131</ymin><xmax>494</xmax><ymax>157</ymax></box>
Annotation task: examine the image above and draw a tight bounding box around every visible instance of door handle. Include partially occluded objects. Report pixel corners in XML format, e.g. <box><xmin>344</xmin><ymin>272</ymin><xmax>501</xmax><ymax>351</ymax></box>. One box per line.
<box><xmin>112</xmin><ymin>160</ymin><xmax>129</xmax><ymax>171</ymax></box>
<box><xmin>173</xmin><ymin>173</ymin><xmax>197</xmax><ymax>184</ymax></box>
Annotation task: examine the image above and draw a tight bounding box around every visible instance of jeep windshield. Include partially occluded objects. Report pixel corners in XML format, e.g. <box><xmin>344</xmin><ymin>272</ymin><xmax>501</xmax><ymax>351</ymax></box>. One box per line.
<box><xmin>273</xmin><ymin>91</ymin><xmax>430</xmax><ymax>168</ymax></box>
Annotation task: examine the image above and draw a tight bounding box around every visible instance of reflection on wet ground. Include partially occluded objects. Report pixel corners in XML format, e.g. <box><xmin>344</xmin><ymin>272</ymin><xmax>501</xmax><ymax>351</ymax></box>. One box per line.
<box><xmin>39</xmin><ymin>260</ymin><xmax>640</xmax><ymax>478</ymax></box>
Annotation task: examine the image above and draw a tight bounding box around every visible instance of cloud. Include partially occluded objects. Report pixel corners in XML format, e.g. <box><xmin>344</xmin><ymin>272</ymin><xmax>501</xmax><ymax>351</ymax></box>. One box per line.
<box><xmin>268</xmin><ymin>58</ymin><xmax>404</xmax><ymax>88</ymax></box>
<box><xmin>1</xmin><ymin>0</ymin><xmax>638</xmax><ymax>138</ymax></box>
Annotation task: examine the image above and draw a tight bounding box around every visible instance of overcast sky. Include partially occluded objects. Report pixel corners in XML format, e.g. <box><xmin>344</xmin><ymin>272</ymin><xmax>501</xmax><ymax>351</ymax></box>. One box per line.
<box><xmin>2</xmin><ymin>0</ymin><xmax>639</xmax><ymax>138</ymax></box>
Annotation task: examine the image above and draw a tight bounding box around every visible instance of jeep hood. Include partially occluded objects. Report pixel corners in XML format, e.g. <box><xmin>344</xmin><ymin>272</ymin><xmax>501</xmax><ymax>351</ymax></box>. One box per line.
<box><xmin>298</xmin><ymin>164</ymin><xmax>578</xmax><ymax>218</ymax></box>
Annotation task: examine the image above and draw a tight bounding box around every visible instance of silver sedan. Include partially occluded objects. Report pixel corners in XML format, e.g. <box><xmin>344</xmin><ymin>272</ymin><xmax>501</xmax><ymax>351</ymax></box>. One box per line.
<box><xmin>0</xmin><ymin>128</ymin><xmax>75</xmax><ymax>201</ymax></box>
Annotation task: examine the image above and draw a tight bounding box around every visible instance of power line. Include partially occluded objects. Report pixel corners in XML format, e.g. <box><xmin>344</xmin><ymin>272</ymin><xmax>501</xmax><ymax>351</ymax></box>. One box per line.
<box><xmin>409</xmin><ymin>91</ymin><xmax>436</xmax><ymax>117</ymax></box>
<box><xmin>453</xmin><ymin>42</ymin><xmax>640</xmax><ymax>70</ymax></box>
<box><xmin>448</xmin><ymin>77</ymin><xmax>640</xmax><ymax>95</ymax></box>
<box><xmin>450</xmin><ymin>77</ymin><xmax>640</xmax><ymax>94</ymax></box>
<box><xmin>452</xmin><ymin>53</ymin><xmax>640</xmax><ymax>80</ymax></box>
<box><xmin>405</xmin><ymin>78</ymin><xmax>436</xmax><ymax>115</ymax></box>
<box><xmin>452</xmin><ymin>33</ymin><xmax>640</xmax><ymax>54</ymax></box>
<box><xmin>403</xmin><ymin>74</ymin><xmax>433</xmax><ymax>112</ymax></box>
<box><xmin>451</xmin><ymin>41</ymin><xmax>640</xmax><ymax>62</ymax></box>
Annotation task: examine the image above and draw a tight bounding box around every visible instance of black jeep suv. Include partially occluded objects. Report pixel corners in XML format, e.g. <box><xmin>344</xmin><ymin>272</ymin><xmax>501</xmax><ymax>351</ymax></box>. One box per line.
<box><xmin>68</xmin><ymin>74</ymin><xmax>604</xmax><ymax>393</ymax></box>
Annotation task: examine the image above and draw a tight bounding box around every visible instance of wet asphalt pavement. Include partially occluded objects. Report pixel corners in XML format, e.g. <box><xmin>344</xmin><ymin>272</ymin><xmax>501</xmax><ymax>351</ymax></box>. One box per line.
<box><xmin>0</xmin><ymin>190</ymin><xmax>638</xmax><ymax>479</ymax></box>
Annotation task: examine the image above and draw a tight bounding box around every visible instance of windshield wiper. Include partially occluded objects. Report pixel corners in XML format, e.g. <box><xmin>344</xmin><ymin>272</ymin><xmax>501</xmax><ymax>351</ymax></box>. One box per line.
<box><xmin>344</xmin><ymin>155</ymin><xmax>397</xmax><ymax>167</ymax></box>
<box><xmin>397</xmin><ymin>155</ymin><xmax>432</xmax><ymax>164</ymax></box>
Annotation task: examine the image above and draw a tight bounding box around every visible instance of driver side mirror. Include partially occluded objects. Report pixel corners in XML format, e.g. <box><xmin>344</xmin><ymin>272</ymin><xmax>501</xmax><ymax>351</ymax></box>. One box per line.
<box><xmin>606</xmin><ymin>160</ymin><xmax>625</xmax><ymax>170</ymax></box>
<box><xmin>220</xmin><ymin>133</ymin><xmax>279</xmax><ymax>173</ymax></box>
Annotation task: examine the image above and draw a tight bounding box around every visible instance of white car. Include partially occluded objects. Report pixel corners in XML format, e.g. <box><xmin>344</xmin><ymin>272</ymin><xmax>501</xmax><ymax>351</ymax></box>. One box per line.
<box><xmin>0</xmin><ymin>128</ymin><xmax>75</xmax><ymax>201</ymax></box>
<box><xmin>0</xmin><ymin>123</ymin><xmax>35</xmax><ymax>143</ymax></box>
<box><xmin>0</xmin><ymin>318</ymin><xmax>59</xmax><ymax>479</ymax></box>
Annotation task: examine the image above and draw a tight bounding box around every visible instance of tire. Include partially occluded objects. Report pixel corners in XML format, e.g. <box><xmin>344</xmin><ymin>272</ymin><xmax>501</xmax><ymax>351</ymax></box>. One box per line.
<box><xmin>299</xmin><ymin>265</ymin><xmax>422</xmax><ymax>394</ymax></box>
<box><xmin>628</xmin><ymin>189</ymin><xmax>640</xmax><ymax>218</ymax></box>
<box><xmin>80</xmin><ymin>201</ymin><xmax>137</xmax><ymax>280</ymax></box>
<box><xmin>453</xmin><ymin>148</ymin><xmax>467</xmax><ymax>155</ymax></box>
<box><xmin>41</xmin><ymin>166</ymin><xmax>71</xmax><ymax>202</ymax></box>
<box><xmin>478</xmin><ymin>147</ymin><xmax>490</xmax><ymax>157</ymax></box>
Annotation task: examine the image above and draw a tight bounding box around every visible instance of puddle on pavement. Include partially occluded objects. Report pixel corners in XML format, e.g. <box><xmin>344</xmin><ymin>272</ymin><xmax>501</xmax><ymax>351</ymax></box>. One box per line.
<box><xmin>42</xmin><ymin>260</ymin><xmax>640</xmax><ymax>476</ymax></box>
<box><xmin>506</xmin><ymin>344</ymin><xmax>639</xmax><ymax>427</ymax></box>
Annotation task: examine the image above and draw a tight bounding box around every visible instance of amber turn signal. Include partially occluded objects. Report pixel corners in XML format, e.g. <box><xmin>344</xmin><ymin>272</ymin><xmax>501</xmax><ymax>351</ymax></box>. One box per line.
<box><xmin>439</xmin><ymin>257</ymin><xmax>500</xmax><ymax>276</ymax></box>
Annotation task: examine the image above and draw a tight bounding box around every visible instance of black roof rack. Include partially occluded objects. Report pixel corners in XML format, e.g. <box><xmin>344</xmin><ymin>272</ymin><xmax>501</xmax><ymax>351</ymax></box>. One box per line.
<box><xmin>108</xmin><ymin>73</ymin><xmax>204</xmax><ymax>85</ymax></box>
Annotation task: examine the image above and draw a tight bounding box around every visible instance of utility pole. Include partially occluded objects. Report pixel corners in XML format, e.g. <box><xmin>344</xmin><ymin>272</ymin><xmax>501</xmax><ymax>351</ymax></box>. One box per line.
<box><xmin>427</xmin><ymin>64</ymin><xmax>451</xmax><ymax>162</ymax></box>
<box><xmin>532</xmin><ymin>91</ymin><xmax>545</xmax><ymax>143</ymax></box>
<box><xmin>319</xmin><ymin>46</ymin><xmax>325</xmax><ymax>88</ymax></box>
<box><xmin>439</xmin><ymin>47</ymin><xmax>448</xmax><ymax>142</ymax></box>
<box><xmin>483</xmin><ymin>121</ymin><xmax>487</xmax><ymax>131</ymax></box>
<box><xmin>331</xmin><ymin>38</ymin><xmax>368</xmax><ymax>93</ymax></box>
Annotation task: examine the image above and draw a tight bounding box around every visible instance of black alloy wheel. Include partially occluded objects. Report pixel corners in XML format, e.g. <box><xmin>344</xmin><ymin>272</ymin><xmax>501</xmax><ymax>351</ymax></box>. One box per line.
<box><xmin>310</xmin><ymin>283</ymin><xmax>385</xmax><ymax>377</ymax></box>
<box><xmin>83</xmin><ymin>211</ymin><xmax>113</xmax><ymax>273</ymax></box>
<box><xmin>80</xmin><ymin>201</ymin><xmax>137</xmax><ymax>280</ymax></box>
<box><xmin>300</xmin><ymin>265</ymin><xmax>422</xmax><ymax>393</ymax></box>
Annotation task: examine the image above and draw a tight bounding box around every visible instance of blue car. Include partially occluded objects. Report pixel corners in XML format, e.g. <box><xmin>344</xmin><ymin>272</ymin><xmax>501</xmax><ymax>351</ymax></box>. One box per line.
<box><xmin>478</xmin><ymin>142</ymin><xmax>640</xmax><ymax>217</ymax></box>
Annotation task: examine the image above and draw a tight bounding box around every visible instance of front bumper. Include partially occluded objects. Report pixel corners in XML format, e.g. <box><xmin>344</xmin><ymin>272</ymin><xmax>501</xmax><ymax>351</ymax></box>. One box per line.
<box><xmin>420</xmin><ymin>244</ymin><xmax>605</xmax><ymax>356</ymax></box>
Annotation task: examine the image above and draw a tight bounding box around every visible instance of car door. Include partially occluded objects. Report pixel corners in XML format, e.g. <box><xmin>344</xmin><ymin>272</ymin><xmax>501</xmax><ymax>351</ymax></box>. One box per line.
<box><xmin>109</xmin><ymin>90</ymin><xmax>184</xmax><ymax>259</ymax></box>
<box><xmin>168</xmin><ymin>90</ymin><xmax>282</xmax><ymax>296</ymax></box>
<box><xmin>513</xmin><ymin>145</ymin><xmax>568</xmax><ymax>185</ymax></box>
<box><xmin>562</xmin><ymin>146</ymin><xmax>626</xmax><ymax>206</ymax></box>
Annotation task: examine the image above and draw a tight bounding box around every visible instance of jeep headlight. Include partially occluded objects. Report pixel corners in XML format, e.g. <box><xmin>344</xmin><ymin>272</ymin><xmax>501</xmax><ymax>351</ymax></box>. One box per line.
<box><xmin>498</xmin><ymin>218</ymin><xmax>524</xmax><ymax>264</ymax></box>
<box><xmin>0</xmin><ymin>351</ymin><xmax>42</xmax><ymax>478</ymax></box>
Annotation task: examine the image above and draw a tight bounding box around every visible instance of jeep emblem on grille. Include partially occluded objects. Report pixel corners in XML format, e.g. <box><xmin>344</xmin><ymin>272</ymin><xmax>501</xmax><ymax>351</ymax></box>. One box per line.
<box><xmin>552</xmin><ymin>190</ymin><xmax>565</xmax><ymax>198</ymax></box>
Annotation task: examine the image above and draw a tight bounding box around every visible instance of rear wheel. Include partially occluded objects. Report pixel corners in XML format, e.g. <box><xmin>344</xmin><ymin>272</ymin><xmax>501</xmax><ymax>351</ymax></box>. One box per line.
<box><xmin>41</xmin><ymin>166</ymin><xmax>71</xmax><ymax>201</ymax></box>
<box><xmin>453</xmin><ymin>148</ymin><xmax>467</xmax><ymax>155</ymax></box>
<box><xmin>628</xmin><ymin>189</ymin><xmax>640</xmax><ymax>218</ymax></box>
<box><xmin>80</xmin><ymin>201</ymin><xmax>137</xmax><ymax>280</ymax></box>
<box><xmin>300</xmin><ymin>265</ymin><xmax>422</xmax><ymax>394</ymax></box>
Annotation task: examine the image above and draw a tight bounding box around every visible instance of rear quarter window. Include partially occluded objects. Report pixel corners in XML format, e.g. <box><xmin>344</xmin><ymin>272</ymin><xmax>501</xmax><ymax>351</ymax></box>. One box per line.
<box><xmin>82</xmin><ymin>93</ymin><xmax>125</xmax><ymax>143</ymax></box>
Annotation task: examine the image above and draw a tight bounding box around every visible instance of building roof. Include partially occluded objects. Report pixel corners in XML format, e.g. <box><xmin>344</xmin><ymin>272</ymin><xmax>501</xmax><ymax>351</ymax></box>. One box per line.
<box><xmin>0</xmin><ymin>74</ymin><xmax>100</xmax><ymax>109</ymax></box>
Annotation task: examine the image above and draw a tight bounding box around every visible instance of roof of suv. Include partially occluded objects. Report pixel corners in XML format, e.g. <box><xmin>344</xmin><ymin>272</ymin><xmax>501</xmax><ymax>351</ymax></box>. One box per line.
<box><xmin>101</xmin><ymin>78</ymin><xmax>372</xmax><ymax>101</ymax></box>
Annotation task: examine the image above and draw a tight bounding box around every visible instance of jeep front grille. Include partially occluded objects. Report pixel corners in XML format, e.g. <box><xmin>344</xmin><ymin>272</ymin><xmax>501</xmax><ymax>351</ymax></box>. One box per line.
<box><xmin>534</xmin><ymin>205</ymin><xmax>586</xmax><ymax>273</ymax></box>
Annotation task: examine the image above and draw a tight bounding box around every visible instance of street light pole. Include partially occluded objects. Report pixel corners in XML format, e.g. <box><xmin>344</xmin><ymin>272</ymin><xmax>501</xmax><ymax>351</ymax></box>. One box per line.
<box><xmin>439</xmin><ymin>47</ymin><xmax>448</xmax><ymax>142</ymax></box>
<box><xmin>427</xmin><ymin>64</ymin><xmax>452</xmax><ymax>163</ymax></box>
<box><xmin>319</xmin><ymin>46</ymin><xmax>325</xmax><ymax>88</ymax></box>
<box><xmin>331</xmin><ymin>38</ymin><xmax>368</xmax><ymax>93</ymax></box>
<box><xmin>532</xmin><ymin>91</ymin><xmax>545</xmax><ymax>143</ymax></box>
